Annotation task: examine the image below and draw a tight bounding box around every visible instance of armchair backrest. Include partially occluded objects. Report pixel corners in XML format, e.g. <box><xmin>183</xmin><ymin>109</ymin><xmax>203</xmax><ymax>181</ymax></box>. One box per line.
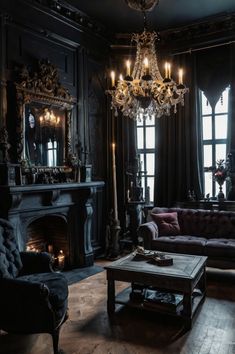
<box><xmin>0</xmin><ymin>218</ymin><xmax>23</xmax><ymax>279</ymax></box>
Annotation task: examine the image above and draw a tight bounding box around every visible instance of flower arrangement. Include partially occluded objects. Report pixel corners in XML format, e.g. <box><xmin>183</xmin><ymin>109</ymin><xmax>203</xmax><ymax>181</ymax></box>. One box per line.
<box><xmin>213</xmin><ymin>159</ymin><xmax>228</xmax><ymax>186</ymax></box>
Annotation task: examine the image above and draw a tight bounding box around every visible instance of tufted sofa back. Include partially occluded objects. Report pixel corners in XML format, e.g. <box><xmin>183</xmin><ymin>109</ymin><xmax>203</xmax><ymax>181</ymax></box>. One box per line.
<box><xmin>151</xmin><ymin>207</ymin><xmax>235</xmax><ymax>239</ymax></box>
<box><xmin>0</xmin><ymin>218</ymin><xmax>23</xmax><ymax>278</ymax></box>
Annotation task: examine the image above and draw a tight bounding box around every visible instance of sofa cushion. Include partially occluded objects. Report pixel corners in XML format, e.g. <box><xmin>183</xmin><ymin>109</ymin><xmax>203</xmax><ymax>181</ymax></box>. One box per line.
<box><xmin>151</xmin><ymin>235</ymin><xmax>207</xmax><ymax>255</ymax></box>
<box><xmin>205</xmin><ymin>239</ymin><xmax>235</xmax><ymax>258</ymax></box>
<box><xmin>151</xmin><ymin>212</ymin><xmax>181</xmax><ymax>236</ymax></box>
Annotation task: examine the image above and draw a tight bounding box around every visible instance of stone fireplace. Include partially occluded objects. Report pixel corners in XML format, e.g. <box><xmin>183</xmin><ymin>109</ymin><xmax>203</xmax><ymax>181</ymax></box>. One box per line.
<box><xmin>0</xmin><ymin>181</ymin><xmax>104</xmax><ymax>268</ymax></box>
<box><xmin>26</xmin><ymin>215</ymin><xmax>69</xmax><ymax>268</ymax></box>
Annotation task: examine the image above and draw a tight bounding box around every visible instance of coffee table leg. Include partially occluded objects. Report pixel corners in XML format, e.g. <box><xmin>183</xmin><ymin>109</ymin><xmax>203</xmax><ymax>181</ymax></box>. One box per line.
<box><xmin>183</xmin><ymin>293</ymin><xmax>192</xmax><ymax>330</ymax></box>
<box><xmin>107</xmin><ymin>279</ymin><xmax>115</xmax><ymax>316</ymax></box>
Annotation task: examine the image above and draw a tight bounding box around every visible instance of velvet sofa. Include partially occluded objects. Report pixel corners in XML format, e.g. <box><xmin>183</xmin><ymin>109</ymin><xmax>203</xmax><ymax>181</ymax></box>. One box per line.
<box><xmin>137</xmin><ymin>207</ymin><xmax>235</xmax><ymax>269</ymax></box>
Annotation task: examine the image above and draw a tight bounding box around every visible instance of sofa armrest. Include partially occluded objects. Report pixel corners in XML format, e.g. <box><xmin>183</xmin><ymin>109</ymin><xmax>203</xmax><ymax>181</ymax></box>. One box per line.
<box><xmin>19</xmin><ymin>251</ymin><xmax>54</xmax><ymax>275</ymax></box>
<box><xmin>137</xmin><ymin>221</ymin><xmax>159</xmax><ymax>250</ymax></box>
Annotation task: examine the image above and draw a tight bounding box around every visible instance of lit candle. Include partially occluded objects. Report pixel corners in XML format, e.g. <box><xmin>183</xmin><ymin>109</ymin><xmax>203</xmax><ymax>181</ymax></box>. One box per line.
<box><xmin>168</xmin><ymin>63</ymin><xmax>171</xmax><ymax>79</ymax></box>
<box><xmin>111</xmin><ymin>71</ymin><xmax>115</xmax><ymax>87</ymax></box>
<box><xmin>165</xmin><ymin>62</ymin><xmax>169</xmax><ymax>78</ymax></box>
<box><xmin>178</xmin><ymin>68</ymin><xmax>183</xmax><ymax>84</ymax></box>
<box><xmin>126</xmin><ymin>60</ymin><xmax>131</xmax><ymax>76</ymax></box>
<box><xmin>112</xmin><ymin>143</ymin><xmax>118</xmax><ymax>220</ymax></box>
<box><xmin>48</xmin><ymin>244</ymin><xmax>53</xmax><ymax>254</ymax></box>
<box><xmin>119</xmin><ymin>74</ymin><xmax>123</xmax><ymax>81</ymax></box>
<box><xmin>58</xmin><ymin>250</ymin><xmax>65</xmax><ymax>269</ymax></box>
<box><xmin>144</xmin><ymin>57</ymin><xmax>149</xmax><ymax>75</ymax></box>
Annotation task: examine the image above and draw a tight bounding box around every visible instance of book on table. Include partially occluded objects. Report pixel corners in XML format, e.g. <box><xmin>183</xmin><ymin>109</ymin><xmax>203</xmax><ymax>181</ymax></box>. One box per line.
<box><xmin>143</xmin><ymin>289</ymin><xmax>183</xmax><ymax>313</ymax></box>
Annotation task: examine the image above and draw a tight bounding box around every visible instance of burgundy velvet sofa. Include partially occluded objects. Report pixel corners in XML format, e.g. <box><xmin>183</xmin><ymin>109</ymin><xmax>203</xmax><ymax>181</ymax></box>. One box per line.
<box><xmin>137</xmin><ymin>207</ymin><xmax>235</xmax><ymax>269</ymax></box>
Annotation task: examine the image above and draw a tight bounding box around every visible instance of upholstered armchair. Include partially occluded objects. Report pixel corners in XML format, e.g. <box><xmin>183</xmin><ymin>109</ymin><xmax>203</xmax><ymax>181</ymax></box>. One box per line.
<box><xmin>0</xmin><ymin>218</ymin><xmax>69</xmax><ymax>354</ymax></box>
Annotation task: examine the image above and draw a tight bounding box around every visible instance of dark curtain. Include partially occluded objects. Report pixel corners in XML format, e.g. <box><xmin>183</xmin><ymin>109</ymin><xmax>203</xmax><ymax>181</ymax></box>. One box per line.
<box><xmin>154</xmin><ymin>44</ymin><xmax>234</xmax><ymax>207</ymax></box>
<box><xmin>229</xmin><ymin>43</ymin><xmax>235</xmax><ymax>157</ymax></box>
<box><xmin>197</xmin><ymin>45</ymin><xmax>230</xmax><ymax>109</ymax></box>
<box><xmin>154</xmin><ymin>53</ymin><xmax>203</xmax><ymax>206</ymax></box>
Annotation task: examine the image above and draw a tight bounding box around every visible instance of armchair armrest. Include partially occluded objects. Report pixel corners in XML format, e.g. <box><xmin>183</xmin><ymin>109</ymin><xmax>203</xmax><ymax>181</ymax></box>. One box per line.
<box><xmin>0</xmin><ymin>277</ymin><xmax>53</xmax><ymax>331</ymax></box>
<box><xmin>137</xmin><ymin>221</ymin><xmax>159</xmax><ymax>249</ymax></box>
<box><xmin>0</xmin><ymin>277</ymin><xmax>49</xmax><ymax>299</ymax></box>
<box><xmin>19</xmin><ymin>251</ymin><xmax>54</xmax><ymax>275</ymax></box>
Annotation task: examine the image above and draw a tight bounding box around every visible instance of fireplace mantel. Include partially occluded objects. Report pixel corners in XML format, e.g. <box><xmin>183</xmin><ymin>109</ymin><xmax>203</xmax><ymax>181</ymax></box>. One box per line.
<box><xmin>0</xmin><ymin>181</ymin><xmax>105</xmax><ymax>267</ymax></box>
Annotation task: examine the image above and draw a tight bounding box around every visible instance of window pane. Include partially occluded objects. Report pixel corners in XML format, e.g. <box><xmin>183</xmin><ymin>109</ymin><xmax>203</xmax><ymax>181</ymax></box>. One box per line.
<box><xmin>201</xmin><ymin>92</ymin><xmax>212</xmax><ymax>115</ymax></box>
<box><xmin>204</xmin><ymin>172</ymin><xmax>213</xmax><ymax>198</ymax></box>
<box><xmin>215</xmin><ymin>144</ymin><xmax>226</xmax><ymax>162</ymax></box>
<box><xmin>215</xmin><ymin>114</ymin><xmax>227</xmax><ymax>139</ymax></box>
<box><xmin>146</xmin><ymin>153</ymin><xmax>155</xmax><ymax>175</ymax></box>
<box><xmin>145</xmin><ymin>115</ymin><xmax>155</xmax><ymax>126</ymax></box>
<box><xmin>140</xmin><ymin>153</ymin><xmax>145</xmax><ymax>172</ymax></box>
<box><xmin>145</xmin><ymin>127</ymin><xmax>155</xmax><ymax>148</ymax></box>
<box><xmin>137</xmin><ymin>127</ymin><xmax>143</xmax><ymax>149</ymax></box>
<box><xmin>215</xmin><ymin>87</ymin><xmax>229</xmax><ymax>113</ymax></box>
<box><xmin>202</xmin><ymin>116</ymin><xmax>212</xmax><ymax>140</ymax></box>
<box><xmin>136</xmin><ymin>117</ymin><xmax>143</xmax><ymax>126</ymax></box>
<box><xmin>141</xmin><ymin>177</ymin><xmax>145</xmax><ymax>197</ymax></box>
<box><xmin>146</xmin><ymin>177</ymin><xmax>154</xmax><ymax>203</ymax></box>
<box><xmin>203</xmin><ymin>145</ymin><xmax>212</xmax><ymax>167</ymax></box>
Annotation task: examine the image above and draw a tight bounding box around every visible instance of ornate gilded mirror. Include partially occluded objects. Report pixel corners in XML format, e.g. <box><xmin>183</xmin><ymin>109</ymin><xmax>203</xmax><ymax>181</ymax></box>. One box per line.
<box><xmin>15</xmin><ymin>60</ymin><xmax>76</xmax><ymax>170</ymax></box>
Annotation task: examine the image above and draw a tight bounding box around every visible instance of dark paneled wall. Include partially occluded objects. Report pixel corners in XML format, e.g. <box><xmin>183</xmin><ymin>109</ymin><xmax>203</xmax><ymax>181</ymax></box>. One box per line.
<box><xmin>0</xmin><ymin>0</ymin><xmax>109</xmax><ymax>255</ymax></box>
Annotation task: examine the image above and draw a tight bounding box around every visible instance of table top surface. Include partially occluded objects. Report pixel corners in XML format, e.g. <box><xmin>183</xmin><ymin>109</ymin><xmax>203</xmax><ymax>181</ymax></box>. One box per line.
<box><xmin>105</xmin><ymin>251</ymin><xmax>207</xmax><ymax>280</ymax></box>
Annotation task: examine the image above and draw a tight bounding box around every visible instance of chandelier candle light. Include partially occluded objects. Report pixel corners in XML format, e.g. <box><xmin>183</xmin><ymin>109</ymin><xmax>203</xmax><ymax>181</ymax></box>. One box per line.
<box><xmin>107</xmin><ymin>29</ymin><xmax>189</xmax><ymax>120</ymax></box>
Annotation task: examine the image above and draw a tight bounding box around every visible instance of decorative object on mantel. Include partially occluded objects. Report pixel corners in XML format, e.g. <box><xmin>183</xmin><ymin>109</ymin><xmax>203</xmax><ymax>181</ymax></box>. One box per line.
<box><xmin>0</xmin><ymin>127</ymin><xmax>21</xmax><ymax>186</ymax></box>
<box><xmin>80</xmin><ymin>147</ymin><xmax>92</xmax><ymax>182</ymax></box>
<box><xmin>106</xmin><ymin>0</ymin><xmax>188</xmax><ymax>120</ymax></box>
<box><xmin>66</xmin><ymin>153</ymin><xmax>81</xmax><ymax>183</ymax></box>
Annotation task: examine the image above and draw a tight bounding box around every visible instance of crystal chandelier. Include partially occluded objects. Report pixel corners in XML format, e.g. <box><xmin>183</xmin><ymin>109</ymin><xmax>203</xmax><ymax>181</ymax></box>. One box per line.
<box><xmin>106</xmin><ymin>3</ymin><xmax>189</xmax><ymax>120</ymax></box>
<box><xmin>38</xmin><ymin>108</ymin><xmax>61</xmax><ymax>126</ymax></box>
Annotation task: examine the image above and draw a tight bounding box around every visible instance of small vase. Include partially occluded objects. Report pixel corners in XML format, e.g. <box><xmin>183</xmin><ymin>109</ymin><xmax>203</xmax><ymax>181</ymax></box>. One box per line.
<box><xmin>217</xmin><ymin>184</ymin><xmax>225</xmax><ymax>201</ymax></box>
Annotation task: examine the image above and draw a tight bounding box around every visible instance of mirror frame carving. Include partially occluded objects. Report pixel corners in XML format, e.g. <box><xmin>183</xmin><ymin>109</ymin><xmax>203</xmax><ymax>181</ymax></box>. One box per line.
<box><xmin>15</xmin><ymin>60</ymin><xmax>77</xmax><ymax>180</ymax></box>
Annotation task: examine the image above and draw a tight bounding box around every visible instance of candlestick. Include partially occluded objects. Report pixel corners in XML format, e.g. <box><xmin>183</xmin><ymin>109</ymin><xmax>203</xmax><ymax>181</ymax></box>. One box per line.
<box><xmin>112</xmin><ymin>143</ymin><xmax>118</xmax><ymax>220</ymax></box>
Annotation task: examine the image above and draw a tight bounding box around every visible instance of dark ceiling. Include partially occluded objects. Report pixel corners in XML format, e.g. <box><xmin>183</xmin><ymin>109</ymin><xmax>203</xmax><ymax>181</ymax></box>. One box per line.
<box><xmin>66</xmin><ymin>0</ymin><xmax>235</xmax><ymax>33</ymax></box>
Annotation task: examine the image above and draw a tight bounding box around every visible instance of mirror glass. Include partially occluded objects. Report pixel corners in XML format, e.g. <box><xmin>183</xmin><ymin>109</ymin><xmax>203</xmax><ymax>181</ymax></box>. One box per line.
<box><xmin>24</xmin><ymin>102</ymin><xmax>67</xmax><ymax>167</ymax></box>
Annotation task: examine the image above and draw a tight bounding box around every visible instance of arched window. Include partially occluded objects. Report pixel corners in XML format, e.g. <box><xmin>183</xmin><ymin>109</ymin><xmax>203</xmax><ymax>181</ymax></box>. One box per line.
<box><xmin>200</xmin><ymin>86</ymin><xmax>230</xmax><ymax>198</ymax></box>
<box><xmin>136</xmin><ymin>115</ymin><xmax>155</xmax><ymax>204</ymax></box>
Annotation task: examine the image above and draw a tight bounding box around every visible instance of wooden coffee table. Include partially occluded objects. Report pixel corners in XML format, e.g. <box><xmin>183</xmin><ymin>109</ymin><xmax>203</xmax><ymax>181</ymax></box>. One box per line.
<box><xmin>105</xmin><ymin>252</ymin><xmax>207</xmax><ymax>329</ymax></box>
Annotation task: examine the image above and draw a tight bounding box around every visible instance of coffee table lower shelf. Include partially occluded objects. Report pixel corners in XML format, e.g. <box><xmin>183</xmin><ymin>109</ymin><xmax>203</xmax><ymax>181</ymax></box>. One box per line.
<box><xmin>113</xmin><ymin>286</ymin><xmax>205</xmax><ymax>324</ymax></box>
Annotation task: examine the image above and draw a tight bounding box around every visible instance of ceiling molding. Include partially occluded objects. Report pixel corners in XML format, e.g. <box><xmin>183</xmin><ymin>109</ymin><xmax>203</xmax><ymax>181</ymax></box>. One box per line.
<box><xmin>112</xmin><ymin>12</ymin><xmax>235</xmax><ymax>53</ymax></box>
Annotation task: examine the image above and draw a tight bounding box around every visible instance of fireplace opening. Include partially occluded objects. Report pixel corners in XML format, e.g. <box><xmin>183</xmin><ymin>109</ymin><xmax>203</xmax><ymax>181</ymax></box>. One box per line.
<box><xmin>26</xmin><ymin>215</ymin><xmax>68</xmax><ymax>270</ymax></box>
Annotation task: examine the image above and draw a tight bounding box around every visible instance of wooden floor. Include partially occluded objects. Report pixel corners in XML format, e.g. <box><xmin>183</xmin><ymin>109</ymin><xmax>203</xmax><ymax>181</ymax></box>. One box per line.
<box><xmin>1</xmin><ymin>260</ymin><xmax>235</xmax><ymax>354</ymax></box>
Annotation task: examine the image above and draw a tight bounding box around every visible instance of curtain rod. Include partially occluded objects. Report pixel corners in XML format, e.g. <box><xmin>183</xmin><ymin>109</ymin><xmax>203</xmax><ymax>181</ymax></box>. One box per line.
<box><xmin>172</xmin><ymin>39</ymin><xmax>235</xmax><ymax>56</ymax></box>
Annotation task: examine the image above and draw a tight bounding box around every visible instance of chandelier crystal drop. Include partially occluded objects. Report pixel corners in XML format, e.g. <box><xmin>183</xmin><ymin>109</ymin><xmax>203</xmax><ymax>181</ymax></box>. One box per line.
<box><xmin>107</xmin><ymin>30</ymin><xmax>189</xmax><ymax>121</ymax></box>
